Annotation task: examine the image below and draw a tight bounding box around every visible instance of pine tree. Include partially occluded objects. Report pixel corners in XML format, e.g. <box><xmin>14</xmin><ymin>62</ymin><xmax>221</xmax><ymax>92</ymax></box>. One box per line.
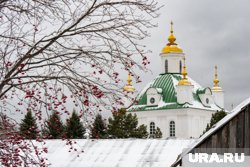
<box><xmin>134</xmin><ymin>125</ymin><xmax>148</xmax><ymax>138</ymax></box>
<box><xmin>90</xmin><ymin>114</ymin><xmax>107</xmax><ymax>139</ymax></box>
<box><xmin>210</xmin><ymin>110</ymin><xmax>227</xmax><ymax>127</ymax></box>
<box><xmin>43</xmin><ymin>112</ymin><xmax>64</xmax><ymax>139</ymax></box>
<box><xmin>107</xmin><ymin>108</ymin><xmax>148</xmax><ymax>138</ymax></box>
<box><xmin>65</xmin><ymin>110</ymin><xmax>86</xmax><ymax>139</ymax></box>
<box><xmin>107</xmin><ymin>109</ymin><xmax>125</xmax><ymax>138</ymax></box>
<box><xmin>19</xmin><ymin>110</ymin><xmax>38</xmax><ymax>139</ymax></box>
<box><xmin>202</xmin><ymin>110</ymin><xmax>227</xmax><ymax>135</ymax></box>
<box><xmin>155</xmin><ymin>127</ymin><xmax>162</xmax><ymax>138</ymax></box>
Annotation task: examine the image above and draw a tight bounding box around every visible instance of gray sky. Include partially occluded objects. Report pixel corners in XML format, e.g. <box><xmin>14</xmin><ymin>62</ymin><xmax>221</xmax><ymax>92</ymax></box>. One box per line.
<box><xmin>135</xmin><ymin>0</ymin><xmax>250</xmax><ymax>110</ymax></box>
<box><xmin>7</xmin><ymin>0</ymin><xmax>250</xmax><ymax>122</ymax></box>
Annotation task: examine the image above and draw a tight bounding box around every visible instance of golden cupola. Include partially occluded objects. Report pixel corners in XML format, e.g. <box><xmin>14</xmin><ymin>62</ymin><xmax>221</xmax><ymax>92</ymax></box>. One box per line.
<box><xmin>123</xmin><ymin>72</ymin><xmax>135</xmax><ymax>92</ymax></box>
<box><xmin>162</xmin><ymin>21</ymin><xmax>183</xmax><ymax>54</ymax></box>
<box><xmin>212</xmin><ymin>65</ymin><xmax>222</xmax><ymax>91</ymax></box>
<box><xmin>178</xmin><ymin>57</ymin><xmax>191</xmax><ymax>85</ymax></box>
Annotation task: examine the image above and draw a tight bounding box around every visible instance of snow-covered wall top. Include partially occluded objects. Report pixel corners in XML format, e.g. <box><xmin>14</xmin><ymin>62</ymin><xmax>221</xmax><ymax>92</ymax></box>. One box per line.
<box><xmin>43</xmin><ymin>139</ymin><xmax>195</xmax><ymax>167</ymax></box>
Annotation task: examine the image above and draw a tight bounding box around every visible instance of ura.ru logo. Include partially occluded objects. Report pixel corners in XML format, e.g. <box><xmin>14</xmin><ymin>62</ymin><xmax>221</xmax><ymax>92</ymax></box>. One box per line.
<box><xmin>188</xmin><ymin>153</ymin><xmax>245</xmax><ymax>163</ymax></box>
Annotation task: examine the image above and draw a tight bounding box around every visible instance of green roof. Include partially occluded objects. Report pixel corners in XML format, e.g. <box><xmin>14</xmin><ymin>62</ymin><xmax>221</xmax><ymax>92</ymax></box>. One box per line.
<box><xmin>128</xmin><ymin>74</ymin><xmax>183</xmax><ymax>111</ymax></box>
<box><xmin>128</xmin><ymin>73</ymin><xmax>222</xmax><ymax>112</ymax></box>
<box><xmin>136</xmin><ymin>74</ymin><xmax>181</xmax><ymax>105</ymax></box>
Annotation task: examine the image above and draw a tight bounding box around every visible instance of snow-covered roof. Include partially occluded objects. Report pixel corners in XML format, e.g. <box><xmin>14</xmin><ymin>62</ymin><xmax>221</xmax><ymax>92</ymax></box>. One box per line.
<box><xmin>43</xmin><ymin>139</ymin><xmax>195</xmax><ymax>167</ymax></box>
<box><xmin>129</xmin><ymin>74</ymin><xmax>221</xmax><ymax>112</ymax></box>
<box><xmin>171</xmin><ymin>97</ymin><xmax>250</xmax><ymax>167</ymax></box>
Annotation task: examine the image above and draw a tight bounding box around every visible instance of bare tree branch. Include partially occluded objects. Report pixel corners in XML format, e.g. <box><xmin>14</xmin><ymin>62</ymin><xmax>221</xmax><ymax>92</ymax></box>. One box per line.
<box><xmin>0</xmin><ymin>0</ymin><xmax>161</xmax><ymax>166</ymax></box>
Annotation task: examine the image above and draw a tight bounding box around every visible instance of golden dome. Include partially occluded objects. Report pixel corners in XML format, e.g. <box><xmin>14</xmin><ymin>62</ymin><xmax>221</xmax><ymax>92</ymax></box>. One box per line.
<box><xmin>162</xmin><ymin>21</ymin><xmax>183</xmax><ymax>54</ymax></box>
<box><xmin>123</xmin><ymin>85</ymin><xmax>135</xmax><ymax>92</ymax></box>
<box><xmin>178</xmin><ymin>79</ymin><xmax>191</xmax><ymax>85</ymax></box>
<box><xmin>162</xmin><ymin>45</ymin><xmax>183</xmax><ymax>54</ymax></box>
<box><xmin>212</xmin><ymin>65</ymin><xmax>222</xmax><ymax>91</ymax></box>
<box><xmin>178</xmin><ymin>57</ymin><xmax>191</xmax><ymax>85</ymax></box>
<box><xmin>123</xmin><ymin>72</ymin><xmax>135</xmax><ymax>92</ymax></box>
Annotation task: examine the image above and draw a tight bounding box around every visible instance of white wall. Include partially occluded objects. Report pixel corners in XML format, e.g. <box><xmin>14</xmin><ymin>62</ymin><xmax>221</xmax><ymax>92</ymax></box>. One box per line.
<box><xmin>135</xmin><ymin>108</ymin><xmax>214</xmax><ymax>139</ymax></box>
<box><xmin>160</xmin><ymin>52</ymin><xmax>184</xmax><ymax>74</ymax></box>
<box><xmin>176</xmin><ymin>85</ymin><xmax>194</xmax><ymax>104</ymax></box>
<box><xmin>198</xmin><ymin>88</ymin><xmax>214</xmax><ymax>107</ymax></box>
<box><xmin>146</xmin><ymin>88</ymin><xmax>162</xmax><ymax>106</ymax></box>
<box><xmin>212</xmin><ymin>90</ymin><xmax>224</xmax><ymax>108</ymax></box>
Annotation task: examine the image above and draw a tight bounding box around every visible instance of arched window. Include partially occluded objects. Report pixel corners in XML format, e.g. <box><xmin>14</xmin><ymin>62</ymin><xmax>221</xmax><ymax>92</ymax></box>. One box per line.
<box><xmin>150</xmin><ymin>122</ymin><xmax>156</xmax><ymax>137</ymax></box>
<box><xmin>179</xmin><ymin>60</ymin><xmax>182</xmax><ymax>73</ymax></box>
<box><xmin>165</xmin><ymin>60</ymin><xmax>168</xmax><ymax>73</ymax></box>
<box><xmin>169</xmin><ymin>121</ymin><xmax>175</xmax><ymax>137</ymax></box>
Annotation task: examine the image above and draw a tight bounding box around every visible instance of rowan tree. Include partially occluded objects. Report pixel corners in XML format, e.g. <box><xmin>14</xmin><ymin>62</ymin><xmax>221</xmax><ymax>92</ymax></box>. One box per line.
<box><xmin>1</xmin><ymin>113</ymin><xmax>47</xmax><ymax>166</ymax></box>
<box><xmin>0</xmin><ymin>0</ymin><xmax>160</xmax><ymax>166</ymax></box>
<box><xmin>0</xmin><ymin>113</ymin><xmax>16</xmax><ymax>139</ymax></box>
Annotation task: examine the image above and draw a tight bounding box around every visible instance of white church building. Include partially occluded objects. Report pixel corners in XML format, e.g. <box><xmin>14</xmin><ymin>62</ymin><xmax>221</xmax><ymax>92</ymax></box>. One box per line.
<box><xmin>125</xmin><ymin>22</ymin><xmax>225</xmax><ymax>139</ymax></box>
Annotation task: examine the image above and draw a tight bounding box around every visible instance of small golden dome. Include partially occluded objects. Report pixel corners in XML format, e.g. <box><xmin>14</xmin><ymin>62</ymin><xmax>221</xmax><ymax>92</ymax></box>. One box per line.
<box><xmin>162</xmin><ymin>21</ymin><xmax>183</xmax><ymax>54</ymax></box>
<box><xmin>178</xmin><ymin>79</ymin><xmax>191</xmax><ymax>85</ymax></box>
<box><xmin>123</xmin><ymin>85</ymin><xmax>135</xmax><ymax>92</ymax></box>
<box><xmin>123</xmin><ymin>72</ymin><xmax>135</xmax><ymax>92</ymax></box>
<box><xmin>212</xmin><ymin>65</ymin><xmax>222</xmax><ymax>91</ymax></box>
<box><xmin>178</xmin><ymin>57</ymin><xmax>191</xmax><ymax>85</ymax></box>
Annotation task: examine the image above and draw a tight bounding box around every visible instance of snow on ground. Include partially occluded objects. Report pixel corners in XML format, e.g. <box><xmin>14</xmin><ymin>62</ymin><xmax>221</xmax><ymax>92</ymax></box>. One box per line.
<box><xmin>43</xmin><ymin>139</ymin><xmax>195</xmax><ymax>167</ymax></box>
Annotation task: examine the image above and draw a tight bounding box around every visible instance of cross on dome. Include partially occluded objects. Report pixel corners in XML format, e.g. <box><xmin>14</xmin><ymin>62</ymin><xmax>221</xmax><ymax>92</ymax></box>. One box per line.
<box><xmin>212</xmin><ymin>65</ymin><xmax>222</xmax><ymax>91</ymax></box>
<box><xmin>162</xmin><ymin>21</ymin><xmax>183</xmax><ymax>54</ymax></box>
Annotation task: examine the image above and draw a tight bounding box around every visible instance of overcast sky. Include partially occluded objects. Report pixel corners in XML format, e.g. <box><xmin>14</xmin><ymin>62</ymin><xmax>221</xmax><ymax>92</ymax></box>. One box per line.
<box><xmin>134</xmin><ymin>0</ymin><xmax>250</xmax><ymax>110</ymax></box>
<box><xmin>8</xmin><ymin>0</ymin><xmax>250</xmax><ymax>122</ymax></box>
